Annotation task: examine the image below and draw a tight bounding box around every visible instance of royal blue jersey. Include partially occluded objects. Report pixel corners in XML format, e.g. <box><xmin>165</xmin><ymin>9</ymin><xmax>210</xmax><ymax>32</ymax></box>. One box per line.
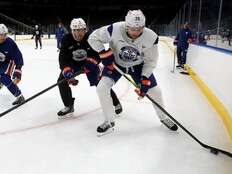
<box><xmin>0</xmin><ymin>37</ymin><xmax>24</xmax><ymax>67</ymax></box>
<box><xmin>56</xmin><ymin>27</ymin><xmax>67</xmax><ymax>40</ymax></box>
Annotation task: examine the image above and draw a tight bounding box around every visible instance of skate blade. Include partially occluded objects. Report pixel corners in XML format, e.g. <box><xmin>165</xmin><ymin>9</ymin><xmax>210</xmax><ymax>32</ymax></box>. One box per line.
<box><xmin>57</xmin><ymin>113</ymin><xmax>74</xmax><ymax>119</ymax></box>
<box><xmin>97</xmin><ymin>127</ymin><xmax>115</xmax><ymax>137</ymax></box>
<box><xmin>114</xmin><ymin>114</ymin><xmax>121</xmax><ymax>119</ymax></box>
<box><xmin>179</xmin><ymin>71</ymin><xmax>190</xmax><ymax>75</ymax></box>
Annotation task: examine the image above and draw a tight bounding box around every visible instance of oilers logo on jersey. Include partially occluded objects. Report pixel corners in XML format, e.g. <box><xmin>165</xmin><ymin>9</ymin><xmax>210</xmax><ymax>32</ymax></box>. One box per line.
<box><xmin>0</xmin><ymin>52</ymin><xmax>6</xmax><ymax>62</ymax></box>
<box><xmin>72</xmin><ymin>49</ymin><xmax>87</xmax><ymax>61</ymax></box>
<box><xmin>119</xmin><ymin>46</ymin><xmax>140</xmax><ymax>62</ymax></box>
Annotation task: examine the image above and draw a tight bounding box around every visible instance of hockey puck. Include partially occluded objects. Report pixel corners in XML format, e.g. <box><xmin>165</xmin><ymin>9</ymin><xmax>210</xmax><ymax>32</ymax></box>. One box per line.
<box><xmin>210</xmin><ymin>148</ymin><xmax>219</xmax><ymax>155</ymax></box>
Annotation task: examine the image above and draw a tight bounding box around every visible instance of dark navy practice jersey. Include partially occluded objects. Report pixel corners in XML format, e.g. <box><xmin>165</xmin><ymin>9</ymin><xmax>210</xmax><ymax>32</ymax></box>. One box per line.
<box><xmin>175</xmin><ymin>28</ymin><xmax>192</xmax><ymax>49</ymax></box>
<box><xmin>33</xmin><ymin>28</ymin><xmax>43</xmax><ymax>38</ymax></box>
<box><xmin>59</xmin><ymin>32</ymin><xmax>100</xmax><ymax>70</ymax></box>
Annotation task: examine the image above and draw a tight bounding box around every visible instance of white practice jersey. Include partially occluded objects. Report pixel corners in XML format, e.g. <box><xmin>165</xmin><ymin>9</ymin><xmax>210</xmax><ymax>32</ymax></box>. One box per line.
<box><xmin>88</xmin><ymin>22</ymin><xmax>159</xmax><ymax>78</ymax></box>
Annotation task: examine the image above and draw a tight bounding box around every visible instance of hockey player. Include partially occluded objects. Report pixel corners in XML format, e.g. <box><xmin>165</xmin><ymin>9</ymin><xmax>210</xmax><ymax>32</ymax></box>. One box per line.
<box><xmin>31</xmin><ymin>25</ymin><xmax>43</xmax><ymax>49</ymax></box>
<box><xmin>0</xmin><ymin>24</ymin><xmax>25</xmax><ymax>105</ymax></box>
<box><xmin>57</xmin><ymin>18</ymin><xmax>122</xmax><ymax>118</ymax></box>
<box><xmin>88</xmin><ymin>9</ymin><xmax>178</xmax><ymax>135</ymax></box>
<box><xmin>55</xmin><ymin>22</ymin><xmax>68</xmax><ymax>51</ymax></box>
<box><xmin>173</xmin><ymin>22</ymin><xmax>192</xmax><ymax>69</ymax></box>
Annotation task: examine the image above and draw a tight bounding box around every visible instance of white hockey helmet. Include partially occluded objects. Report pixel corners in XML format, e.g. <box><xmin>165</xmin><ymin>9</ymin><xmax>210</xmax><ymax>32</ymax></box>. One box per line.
<box><xmin>0</xmin><ymin>24</ymin><xmax>8</xmax><ymax>34</ymax></box>
<box><xmin>35</xmin><ymin>25</ymin><xmax>38</xmax><ymax>28</ymax></box>
<box><xmin>70</xmin><ymin>18</ymin><xmax>86</xmax><ymax>30</ymax></box>
<box><xmin>125</xmin><ymin>10</ymin><xmax>146</xmax><ymax>28</ymax></box>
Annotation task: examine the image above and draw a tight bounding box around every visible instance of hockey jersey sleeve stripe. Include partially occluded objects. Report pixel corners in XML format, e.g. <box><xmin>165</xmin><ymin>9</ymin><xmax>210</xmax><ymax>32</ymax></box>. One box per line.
<box><xmin>5</xmin><ymin>60</ymin><xmax>15</xmax><ymax>76</ymax></box>
<box><xmin>154</xmin><ymin>36</ymin><xmax>159</xmax><ymax>45</ymax></box>
<box><xmin>99</xmin><ymin>49</ymin><xmax>113</xmax><ymax>59</ymax></box>
<box><xmin>107</xmin><ymin>25</ymin><xmax>113</xmax><ymax>37</ymax></box>
<box><xmin>86</xmin><ymin>57</ymin><xmax>98</xmax><ymax>65</ymax></box>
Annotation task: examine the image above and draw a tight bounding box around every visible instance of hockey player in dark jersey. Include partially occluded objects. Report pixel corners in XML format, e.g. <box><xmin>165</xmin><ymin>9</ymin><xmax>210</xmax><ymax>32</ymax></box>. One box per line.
<box><xmin>31</xmin><ymin>25</ymin><xmax>43</xmax><ymax>49</ymax></box>
<box><xmin>173</xmin><ymin>22</ymin><xmax>192</xmax><ymax>69</ymax></box>
<box><xmin>57</xmin><ymin>18</ymin><xmax>122</xmax><ymax>118</ymax></box>
<box><xmin>0</xmin><ymin>24</ymin><xmax>25</xmax><ymax>105</ymax></box>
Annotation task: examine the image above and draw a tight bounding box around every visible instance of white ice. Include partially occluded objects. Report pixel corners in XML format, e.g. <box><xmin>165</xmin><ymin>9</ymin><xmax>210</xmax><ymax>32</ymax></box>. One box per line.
<box><xmin>0</xmin><ymin>39</ymin><xmax>231</xmax><ymax>174</ymax></box>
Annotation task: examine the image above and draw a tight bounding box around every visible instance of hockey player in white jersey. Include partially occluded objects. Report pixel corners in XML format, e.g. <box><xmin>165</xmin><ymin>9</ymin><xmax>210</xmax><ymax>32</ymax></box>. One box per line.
<box><xmin>88</xmin><ymin>9</ymin><xmax>178</xmax><ymax>135</ymax></box>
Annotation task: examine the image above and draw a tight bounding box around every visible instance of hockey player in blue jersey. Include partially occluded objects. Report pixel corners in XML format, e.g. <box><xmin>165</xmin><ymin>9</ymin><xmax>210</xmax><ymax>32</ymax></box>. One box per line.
<box><xmin>0</xmin><ymin>24</ymin><xmax>25</xmax><ymax>105</ymax></box>
<box><xmin>173</xmin><ymin>22</ymin><xmax>192</xmax><ymax>69</ymax></box>
<box><xmin>55</xmin><ymin>22</ymin><xmax>68</xmax><ymax>51</ymax></box>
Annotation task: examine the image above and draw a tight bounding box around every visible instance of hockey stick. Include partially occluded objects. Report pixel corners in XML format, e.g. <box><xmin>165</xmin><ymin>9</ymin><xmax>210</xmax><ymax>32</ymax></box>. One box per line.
<box><xmin>172</xmin><ymin>48</ymin><xmax>190</xmax><ymax>75</ymax></box>
<box><xmin>113</xmin><ymin>64</ymin><xmax>232</xmax><ymax>158</ymax></box>
<box><xmin>0</xmin><ymin>70</ymin><xmax>82</xmax><ymax>118</ymax></box>
<box><xmin>171</xmin><ymin>48</ymin><xmax>176</xmax><ymax>73</ymax></box>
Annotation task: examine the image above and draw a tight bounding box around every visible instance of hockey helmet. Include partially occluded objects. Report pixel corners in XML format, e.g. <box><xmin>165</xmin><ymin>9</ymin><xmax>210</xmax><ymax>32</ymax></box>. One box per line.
<box><xmin>70</xmin><ymin>18</ymin><xmax>86</xmax><ymax>30</ymax></box>
<box><xmin>125</xmin><ymin>10</ymin><xmax>146</xmax><ymax>28</ymax></box>
<box><xmin>0</xmin><ymin>24</ymin><xmax>8</xmax><ymax>34</ymax></box>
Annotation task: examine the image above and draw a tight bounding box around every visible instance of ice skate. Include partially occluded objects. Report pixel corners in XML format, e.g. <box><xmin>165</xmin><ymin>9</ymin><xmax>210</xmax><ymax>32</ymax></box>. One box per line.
<box><xmin>57</xmin><ymin>105</ymin><xmax>74</xmax><ymax>119</ymax></box>
<box><xmin>12</xmin><ymin>94</ymin><xmax>25</xmax><ymax>105</ymax></box>
<box><xmin>97</xmin><ymin>121</ymin><xmax>115</xmax><ymax>137</ymax></box>
<box><xmin>114</xmin><ymin>103</ymin><xmax>122</xmax><ymax>115</ymax></box>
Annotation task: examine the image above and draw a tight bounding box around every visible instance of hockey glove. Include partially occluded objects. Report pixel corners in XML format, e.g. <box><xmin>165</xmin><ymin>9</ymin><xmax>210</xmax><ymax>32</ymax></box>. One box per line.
<box><xmin>62</xmin><ymin>67</ymin><xmax>74</xmax><ymax>78</ymax></box>
<box><xmin>173</xmin><ymin>40</ymin><xmax>178</xmax><ymax>46</ymax></box>
<box><xmin>68</xmin><ymin>78</ymin><xmax>79</xmax><ymax>86</ymax></box>
<box><xmin>83</xmin><ymin>57</ymin><xmax>99</xmax><ymax>74</ymax></box>
<box><xmin>12</xmin><ymin>68</ymin><xmax>22</xmax><ymax>84</ymax></box>
<box><xmin>135</xmin><ymin>76</ymin><xmax>151</xmax><ymax>98</ymax></box>
<box><xmin>187</xmin><ymin>38</ymin><xmax>192</xmax><ymax>44</ymax></box>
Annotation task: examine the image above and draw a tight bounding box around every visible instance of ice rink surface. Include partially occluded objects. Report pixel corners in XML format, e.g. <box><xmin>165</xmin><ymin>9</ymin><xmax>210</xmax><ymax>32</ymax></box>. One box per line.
<box><xmin>0</xmin><ymin>39</ymin><xmax>231</xmax><ymax>174</ymax></box>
